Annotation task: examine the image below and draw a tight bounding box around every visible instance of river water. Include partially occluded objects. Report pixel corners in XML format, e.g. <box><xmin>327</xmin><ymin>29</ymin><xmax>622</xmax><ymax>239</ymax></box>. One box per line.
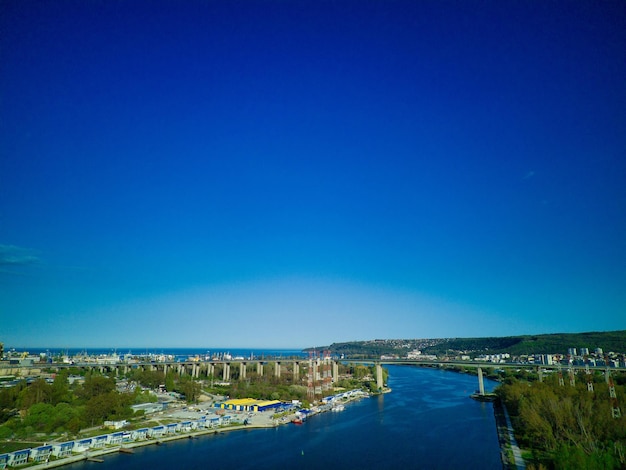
<box><xmin>67</xmin><ymin>365</ymin><xmax>501</xmax><ymax>469</ymax></box>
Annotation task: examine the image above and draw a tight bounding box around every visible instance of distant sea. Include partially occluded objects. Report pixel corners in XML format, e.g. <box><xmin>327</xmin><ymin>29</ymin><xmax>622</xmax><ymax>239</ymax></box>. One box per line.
<box><xmin>10</xmin><ymin>348</ymin><xmax>307</xmax><ymax>360</ymax></box>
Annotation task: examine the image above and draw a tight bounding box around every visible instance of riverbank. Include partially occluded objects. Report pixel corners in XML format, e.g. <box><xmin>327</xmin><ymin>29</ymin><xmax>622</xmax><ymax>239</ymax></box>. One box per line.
<box><xmin>25</xmin><ymin>392</ymin><xmax>372</xmax><ymax>470</ymax></box>
<box><xmin>493</xmin><ymin>398</ymin><xmax>526</xmax><ymax>469</ymax></box>
<box><xmin>27</xmin><ymin>422</ymin><xmax>277</xmax><ymax>470</ymax></box>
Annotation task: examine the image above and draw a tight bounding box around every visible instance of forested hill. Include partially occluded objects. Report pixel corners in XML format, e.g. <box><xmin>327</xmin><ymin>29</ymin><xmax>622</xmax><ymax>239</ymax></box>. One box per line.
<box><xmin>310</xmin><ymin>330</ymin><xmax>626</xmax><ymax>358</ymax></box>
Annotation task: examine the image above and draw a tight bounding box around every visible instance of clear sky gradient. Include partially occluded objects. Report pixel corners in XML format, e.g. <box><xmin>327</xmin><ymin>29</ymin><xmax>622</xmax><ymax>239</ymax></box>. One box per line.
<box><xmin>1</xmin><ymin>0</ymin><xmax>625</xmax><ymax>349</ymax></box>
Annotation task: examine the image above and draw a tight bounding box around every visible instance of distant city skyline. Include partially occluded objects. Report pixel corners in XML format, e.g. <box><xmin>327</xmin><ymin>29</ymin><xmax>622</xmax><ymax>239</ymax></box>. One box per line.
<box><xmin>1</xmin><ymin>1</ymin><xmax>625</xmax><ymax>348</ymax></box>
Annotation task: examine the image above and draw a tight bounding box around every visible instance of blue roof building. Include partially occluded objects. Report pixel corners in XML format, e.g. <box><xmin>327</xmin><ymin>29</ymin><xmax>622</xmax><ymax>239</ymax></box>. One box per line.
<box><xmin>8</xmin><ymin>449</ymin><xmax>30</xmax><ymax>467</ymax></box>
<box><xmin>30</xmin><ymin>445</ymin><xmax>52</xmax><ymax>462</ymax></box>
<box><xmin>52</xmin><ymin>441</ymin><xmax>75</xmax><ymax>458</ymax></box>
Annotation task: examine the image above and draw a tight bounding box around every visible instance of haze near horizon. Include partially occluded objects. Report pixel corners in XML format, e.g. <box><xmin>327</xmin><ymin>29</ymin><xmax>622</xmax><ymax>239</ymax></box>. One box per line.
<box><xmin>1</xmin><ymin>0</ymin><xmax>625</xmax><ymax>349</ymax></box>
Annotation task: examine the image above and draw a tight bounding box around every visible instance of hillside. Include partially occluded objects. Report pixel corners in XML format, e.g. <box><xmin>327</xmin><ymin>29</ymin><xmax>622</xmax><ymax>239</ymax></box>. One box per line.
<box><xmin>310</xmin><ymin>330</ymin><xmax>626</xmax><ymax>358</ymax></box>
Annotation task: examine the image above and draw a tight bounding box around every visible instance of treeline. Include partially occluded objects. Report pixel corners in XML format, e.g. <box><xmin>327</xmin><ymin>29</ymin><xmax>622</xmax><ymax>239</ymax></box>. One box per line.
<box><xmin>0</xmin><ymin>372</ymin><xmax>136</xmax><ymax>438</ymax></box>
<box><xmin>497</xmin><ymin>374</ymin><xmax>626</xmax><ymax>469</ymax></box>
<box><xmin>430</xmin><ymin>330</ymin><xmax>626</xmax><ymax>356</ymax></box>
<box><xmin>422</xmin><ymin>336</ymin><xmax>523</xmax><ymax>354</ymax></box>
<box><xmin>218</xmin><ymin>363</ymin><xmax>385</xmax><ymax>403</ymax></box>
<box><xmin>320</xmin><ymin>330</ymin><xmax>626</xmax><ymax>357</ymax></box>
<box><xmin>323</xmin><ymin>342</ymin><xmax>403</xmax><ymax>358</ymax></box>
<box><xmin>0</xmin><ymin>368</ymin><xmax>197</xmax><ymax>440</ymax></box>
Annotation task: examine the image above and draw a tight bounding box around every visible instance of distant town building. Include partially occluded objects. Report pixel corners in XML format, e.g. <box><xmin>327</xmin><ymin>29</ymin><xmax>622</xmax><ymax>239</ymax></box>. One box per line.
<box><xmin>406</xmin><ymin>350</ymin><xmax>422</xmax><ymax>359</ymax></box>
<box><xmin>568</xmin><ymin>348</ymin><xmax>577</xmax><ymax>357</ymax></box>
<box><xmin>541</xmin><ymin>354</ymin><xmax>554</xmax><ymax>365</ymax></box>
<box><xmin>595</xmin><ymin>348</ymin><xmax>604</xmax><ymax>355</ymax></box>
<box><xmin>580</xmin><ymin>347</ymin><xmax>589</xmax><ymax>356</ymax></box>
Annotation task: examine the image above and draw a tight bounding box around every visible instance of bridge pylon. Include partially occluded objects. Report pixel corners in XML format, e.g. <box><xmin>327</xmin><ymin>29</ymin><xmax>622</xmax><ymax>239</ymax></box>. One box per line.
<box><xmin>375</xmin><ymin>362</ymin><xmax>384</xmax><ymax>390</ymax></box>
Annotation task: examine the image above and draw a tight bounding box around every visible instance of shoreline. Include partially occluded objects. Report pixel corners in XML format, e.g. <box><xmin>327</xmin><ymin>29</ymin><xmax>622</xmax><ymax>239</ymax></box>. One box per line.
<box><xmin>25</xmin><ymin>392</ymin><xmax>374</xmax><ymax>470</ymax></box>
<box><xmin>27</xmin><ymin>422</ymin><xmax>277</xmax><ymax>470</ymax></box>
<box><xmin>493</xmin><ymin>398</ymin><xmax>526</xmax><ymax>470</ymax></box>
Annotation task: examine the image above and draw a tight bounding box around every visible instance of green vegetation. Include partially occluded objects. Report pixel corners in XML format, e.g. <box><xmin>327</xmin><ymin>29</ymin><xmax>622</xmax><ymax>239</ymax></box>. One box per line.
<box><xmin>0</xmin><ymin>367</ymin><xmax>202</xmax><ymax>446</ymax></box>
<box><xmin>0</xmin><ymin>371</ymin><xmax>138</xmax><ymax>444</ymax></box>
<box><xmin>206</xmin><ymin>362</ymin><xmax>385</xmax><ymax>401</ymax></box>
<box><xmin>425</xmin><ymin>330</ymin><xmax>626</xmax><ymax>356</ymax></box>
<box><xmin>318</xmin><ymin>330</ymin><xmax>626</xmax><ymax>357</ymax></box>
<box><xmin>0</xmin><ymin>360</ymin><xmax>384</xmax><ymax>452</ymax></box>
<box><xmin>497</xmin><ymin>373</ymin><xmax>626</xmax><ymax>469</ymax></box>
<box><xmin>322</xmin><ymin>342</ymin><xmax>409</xmax><ymax>359</ymax></box>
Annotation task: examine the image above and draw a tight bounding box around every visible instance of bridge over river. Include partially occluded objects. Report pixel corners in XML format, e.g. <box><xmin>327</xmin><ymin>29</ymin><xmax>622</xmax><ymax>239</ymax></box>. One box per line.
<box><xmin>2</xmin><ymin>357</ymin><xmax>623</xmax><ymax>398</ymax></box>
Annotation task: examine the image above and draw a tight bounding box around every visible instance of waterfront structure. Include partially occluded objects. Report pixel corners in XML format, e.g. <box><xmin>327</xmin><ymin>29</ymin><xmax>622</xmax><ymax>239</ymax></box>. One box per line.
<box><xmin>107</xmin><ymin>432</ymin><xmax>124</xmax><ymax>445</ymax></box>
<box><xmin>74</xmin><ymin>438</ymin><xmax>92</xmax><ymax>452</ymax></box>
<box><xmin>7</xmin><ymin>450</ymin><xmax>29</xmax><ymax>467</ymax></box>
<box><xmin>0</xmin><ymin>414</ymin><xmax>244</xmax><ymax>467</ymax></box>
<box><xmin>130</xmin><ymin>428</ymin><xmax>149</xmax><ymax>440</ymax></box>
<box><xmin>91</xmin><ymin>435</ymin><xmax>108</xmax><ymax>449</ymax></box>
<box><xmin>148</xmin><ymin>426</ymin><xmax>165</xmax><ymax>438</ymax></box>
<box><xmin>52</xmin><ymin>441</ymin><xmax>74</xmax><ymax>457</ymax></box>
<box><xmin>29</xmin><ymin>445</ymin><xmax>52</xmax><ymax>463</ymax></box>
<box><xmin>218</xmin><ymin>398</ymin><xmax>282</xmax><ymax>412</ymax></box>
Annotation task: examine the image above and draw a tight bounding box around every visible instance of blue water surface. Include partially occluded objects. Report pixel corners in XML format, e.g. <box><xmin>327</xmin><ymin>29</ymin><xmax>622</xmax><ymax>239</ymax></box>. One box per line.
<box><xmin>67</xmin><ymin>365</ymin><xmax>501</xmax><ymax>469</ymax></box>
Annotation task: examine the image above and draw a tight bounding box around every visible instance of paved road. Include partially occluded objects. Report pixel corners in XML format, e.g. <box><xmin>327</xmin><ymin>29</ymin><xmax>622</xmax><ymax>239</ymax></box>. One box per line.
<box><xmin>503</xmin><ymin>405</ymin><xmax>526</xmax><ymax>469</ymax></box>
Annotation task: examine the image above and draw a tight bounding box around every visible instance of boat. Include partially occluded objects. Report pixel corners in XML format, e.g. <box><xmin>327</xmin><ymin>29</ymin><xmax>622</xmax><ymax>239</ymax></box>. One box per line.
<box><xmin>292</xmin><ymin>418</ymin><xmax>303</xmax><ymax>424</ymax></box>
<box><xmin>332</xmin><ymin>404</ymin><xmax>345</xmax><ymax>412</ymax></box>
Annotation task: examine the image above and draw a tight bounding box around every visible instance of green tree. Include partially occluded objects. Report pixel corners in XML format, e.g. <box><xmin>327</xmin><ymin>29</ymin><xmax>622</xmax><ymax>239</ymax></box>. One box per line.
<box><xmin>18</xmin><ymin>378</ymin><xmax>51</xmax><ymax>408</ymax></box>
<box><xmin>78</xmin><ymin>374</ymin><xmax>116</xmax><ymax>401</ymax></box>
<box><xmin>51</xmin><ymin>371</ymin><xmax>71</xmax><ymax>404</ymax></box>
<box><xmin>83</xmin><ymin>391</ymin><xmax>120</xmax><ymax>426</ymax></box>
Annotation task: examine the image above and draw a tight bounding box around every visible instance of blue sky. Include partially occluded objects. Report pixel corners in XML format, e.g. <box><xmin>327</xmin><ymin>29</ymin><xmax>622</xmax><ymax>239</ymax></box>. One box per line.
<box><xmin>1</xmin><ymin>0</ymin><xmax>625</xmax><ymax>349</ymax></box>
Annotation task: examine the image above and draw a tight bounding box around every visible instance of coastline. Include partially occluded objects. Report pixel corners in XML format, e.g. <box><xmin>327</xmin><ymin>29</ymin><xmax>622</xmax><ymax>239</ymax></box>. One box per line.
<box><xmin>493</xmin><ymin>398</ymin><xmax>526</xmax><ymax>470</ymax></box>
<box><xmin>25</xmin><ymin>392</ymin><xmax>374</xmax><ymax>470</ymax></box>
<box><xmin>27</xmin><ymin>422</ymin><xmax>277</xmax><ymax>470</ymax></box>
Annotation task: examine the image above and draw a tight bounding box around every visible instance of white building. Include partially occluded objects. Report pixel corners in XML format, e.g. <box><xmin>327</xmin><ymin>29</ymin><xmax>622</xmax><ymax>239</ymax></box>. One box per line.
<box><xmin>8</xmin><ymin>449</ymin><xmax>30</xmax><ymax>467</ymax></box>
<box><xmin>107</xmin><ymin>432</ymin><xmax>124</xmax><ymax>445</ymax></box>
<box><xmin>131</xmin><ymin>428</ymin><xmax>149</xmax><ymax>440</ymax></box>
<box><xmin>30</xmin><ymin>445</ymin><xmax>52</xmax><ymax>463</ymax></box>
<box><xmin>90</xmin><ymin>435</ymin><xmax>108</xmax><ymax>449</ymax></box>
<box><xmin>52</xmin><ymin>442</ymin><xmax>74</xmax><ymax>458</ymax></box>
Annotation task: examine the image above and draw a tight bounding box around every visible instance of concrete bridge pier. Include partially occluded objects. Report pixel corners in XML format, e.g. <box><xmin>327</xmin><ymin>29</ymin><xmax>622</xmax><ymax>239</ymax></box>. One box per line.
<box><xmin>537</xmin><ymin>367</ymin><xmax>543</xmax><ymax>382</ymax></box>
<box><xmin>275</xmin><ymin>362</ymin><xmax>281</xmax><ymax>378</ymax></box>
<box><xmin>223</xmin><ymin>363</ymin><xmax>230</xmax><ymax>381</ymax></box>
<box><xmin>240</xmin><ymin>362</ymin><xmax>246</xmax><ymax>379</ymax></box>
<box><xmin>257</xmin><ymin>362</ymin><xmax>263</xmax><ymax>376</ymax></box>
<box><xmin>477</xmin><ymin>367</ymin><xmax>485</xmax><ymax>396</ymax></box>
<box><xmin>375</xmin><ymin>363</ymin><xmax>383</xmax><ymax>390</ymax></box>
<box><xmin>293</xmin><ymin>361</ymin><xmax>299</xmax><ymax>379</ymax></box>
<box><xmin>333</xmin><ymin>361</ymin><xmax>339</xmax><ymax>383</ymax></box>
<box><xmin>207</xmin><ymin>363</ymin><xmax>214</xmax><ymax>378</ymax></box>
<box><xmin>163</xmin><ymin>364</ymin><xmax>168</xmax><ymax>376</ymax></box>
